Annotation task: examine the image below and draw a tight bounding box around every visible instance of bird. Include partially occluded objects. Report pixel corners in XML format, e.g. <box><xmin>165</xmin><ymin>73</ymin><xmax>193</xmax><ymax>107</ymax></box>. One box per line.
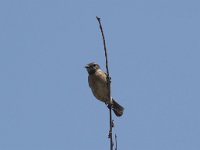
<box><xmin>85</xmin><ymin>62</ymin><xmax>124</xmax><ymax>117</ymax></box>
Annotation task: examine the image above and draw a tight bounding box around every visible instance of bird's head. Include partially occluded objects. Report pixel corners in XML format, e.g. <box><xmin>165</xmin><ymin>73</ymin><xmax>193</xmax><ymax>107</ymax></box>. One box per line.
<box><xmin>85</xmin><ymin>62</ymin><xmax>100</xmax><ymax>74</ymax></box>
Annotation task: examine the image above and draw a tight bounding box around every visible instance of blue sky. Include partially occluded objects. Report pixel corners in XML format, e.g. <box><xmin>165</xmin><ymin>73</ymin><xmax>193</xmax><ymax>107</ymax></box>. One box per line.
<box><xmin>0</xmin><ymin>0</ymin><xmax>200</xmax><ymax>150</ymax></box>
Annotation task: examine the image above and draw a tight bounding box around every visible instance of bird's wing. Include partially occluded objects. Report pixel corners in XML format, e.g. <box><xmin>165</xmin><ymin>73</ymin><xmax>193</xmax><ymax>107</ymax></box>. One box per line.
<box><xmin>96</xmin><ymin>69</ymin><xmax>107</xmax><ymax>83</ymax></box>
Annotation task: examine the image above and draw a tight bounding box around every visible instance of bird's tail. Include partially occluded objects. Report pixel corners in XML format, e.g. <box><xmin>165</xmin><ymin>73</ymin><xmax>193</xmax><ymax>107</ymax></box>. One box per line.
<box><xmin>112</xmin><ymin>99</ymin><xmax>124</xmax><ymax>117</ymax></box>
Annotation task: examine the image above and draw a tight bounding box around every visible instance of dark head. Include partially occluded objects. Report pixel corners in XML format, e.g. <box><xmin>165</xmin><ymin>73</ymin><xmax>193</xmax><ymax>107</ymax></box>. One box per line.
<box><xmin>85</xmin><ymin>62</ymin><xmax>100</xmax><ymax>75</ymax></box>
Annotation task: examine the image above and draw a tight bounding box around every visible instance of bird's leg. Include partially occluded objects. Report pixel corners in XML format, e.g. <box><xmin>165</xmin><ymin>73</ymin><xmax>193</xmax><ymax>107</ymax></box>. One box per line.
<box><xmin>107</xmin><ymin>103</ymin><xmax>113</xmax><ymax>109</ymax></box>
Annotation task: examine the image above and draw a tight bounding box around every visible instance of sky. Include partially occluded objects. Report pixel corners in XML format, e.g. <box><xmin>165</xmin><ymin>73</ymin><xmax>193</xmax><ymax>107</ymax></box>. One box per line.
<box><xmin>0</xmin><ymin>0</ymin><xmax>200</xmax><ymax>150</ymax></box>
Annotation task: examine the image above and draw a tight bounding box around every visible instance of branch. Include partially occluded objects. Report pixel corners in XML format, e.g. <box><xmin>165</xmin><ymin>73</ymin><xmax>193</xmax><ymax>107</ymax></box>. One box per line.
<box><xmin>96</xmin><ymin>16</ymin><xmax>114</xmax><ymax>150</ymax></box>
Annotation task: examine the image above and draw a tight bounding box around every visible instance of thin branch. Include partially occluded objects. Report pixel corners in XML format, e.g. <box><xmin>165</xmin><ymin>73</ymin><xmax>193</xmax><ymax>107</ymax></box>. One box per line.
<box><xmin>115</xmin><ymin>134</ymin><xmax>118</xmax><ymax>150</ymax></box>
<box><xmin>96</xmin><ymin>16</ymin><xmax>113</xmax><ymax>150</ymax></box>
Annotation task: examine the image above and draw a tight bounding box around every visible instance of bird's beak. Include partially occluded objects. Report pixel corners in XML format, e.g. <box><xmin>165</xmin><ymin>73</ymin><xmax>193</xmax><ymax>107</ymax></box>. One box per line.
<box><xmin>85</xmin><ymin>65</ymin><xmax>89</xmax><ymax>68</ymax></box>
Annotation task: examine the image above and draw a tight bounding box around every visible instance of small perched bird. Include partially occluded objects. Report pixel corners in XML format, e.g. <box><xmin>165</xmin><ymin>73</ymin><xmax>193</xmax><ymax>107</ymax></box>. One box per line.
<box><xmin>85</xmin><ymin>62</ymin><xmax>124</xmax><ymax>117</ymax></box>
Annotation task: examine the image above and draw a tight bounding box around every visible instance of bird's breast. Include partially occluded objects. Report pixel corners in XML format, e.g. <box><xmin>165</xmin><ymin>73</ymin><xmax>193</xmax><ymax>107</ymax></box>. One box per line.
<box><xmin>88</xmin><ymin>71</ymin><xmax>109</xmax><ymax>102</ymax></box>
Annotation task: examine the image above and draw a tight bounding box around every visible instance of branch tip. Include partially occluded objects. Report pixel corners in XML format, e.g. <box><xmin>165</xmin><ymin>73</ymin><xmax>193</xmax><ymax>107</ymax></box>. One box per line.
<box><xmin>96</xmin><ymin>16</ymin><xmax>101</xmax><ymax>21</ymax></box>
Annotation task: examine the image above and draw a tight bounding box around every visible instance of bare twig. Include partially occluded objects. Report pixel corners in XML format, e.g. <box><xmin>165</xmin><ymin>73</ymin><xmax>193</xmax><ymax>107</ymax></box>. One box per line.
<box><xmin>115</xmin><ymin>134</ymin><xmax>118</xmax><ymax>150</ymax></box>
<box><xmin>96</xmin><ymin>16</ymin><xmax>113</xmax><ymax>150</ymax></box>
